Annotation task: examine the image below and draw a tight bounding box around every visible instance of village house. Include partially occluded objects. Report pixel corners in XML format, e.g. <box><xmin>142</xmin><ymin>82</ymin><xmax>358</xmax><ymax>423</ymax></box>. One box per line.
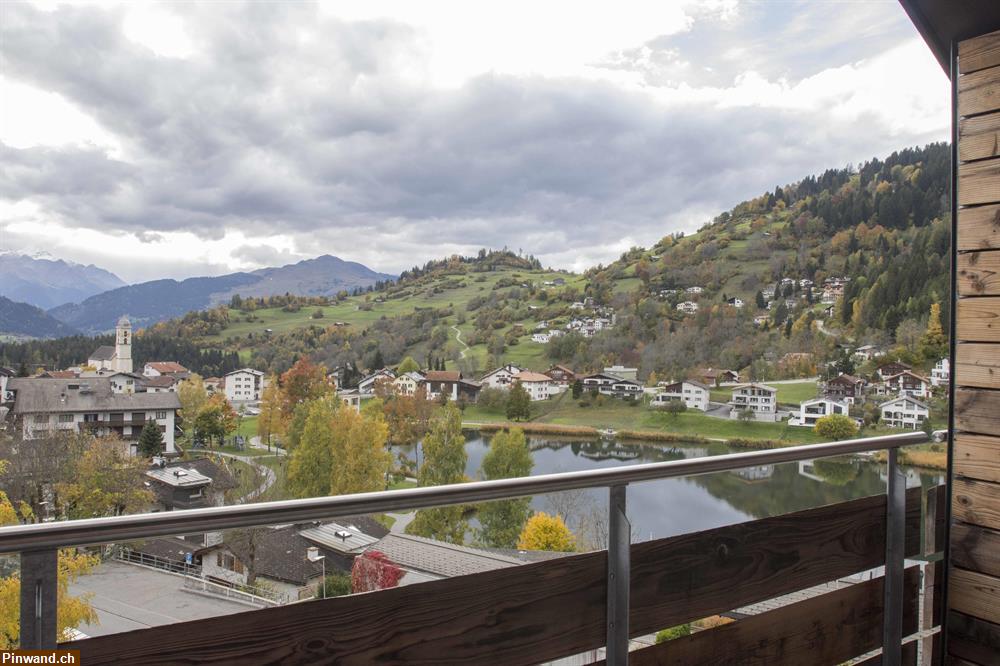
<box><xmin>581</xmin><ymin>372</ymin><xmax>643</xmax><ymax>399</ymax></box>
<box><xmin>142</xmin><ymin>375</ymin><xmax>179</xmax><ymax>393</ymax></box>
<box><xmin>197</xmin><ymin>525</ymin><xmax>326</xmax><ymax>603</ymax></box>
<box><xmin>697</xmin><ymin>368</ymin><xmax>740</xmax><ymax>386</ymax></box>
<box><xmin>357</xmin><ymin>368</ymin><xmax>395</xmax><ymax>395</ymax></box>
<box><xmin>203</xmin><ymin>377</ymin><xmax>223</xmax><ymax>393</ymax></box>
<box><xmin>361</xmin><ymin>533</ymin><xmax>523</xmax><ymax>589</ymax></box>
<box><xmin>651</xmin><ymin>380</ymin><xmax>710</xmax><ymax>411</ymax></box>
<box><xmin>87</xmin><ymin>316</ymin><xmax>133</xmax><ymax>373</ymax></box>
<box><xmin>823</xmin><ymin>374</ymin><xmax>866</xmax><ymax>404</ymax></box>
<box><xmin>224</xmin><ymin>368</ymin><xmax>267</xmax><ymax>403</ymax></box>
<box><xmin>880</xmin><ymin>396</ymin><xmax>930</xmax><ymax>430</ymax></box>
<box><xmin>298</xmin><ymin>521</ymin><xmax>384</xmax><ymax>574</ymax></box>
<box><xmin>480</xmin><ymin>365</ymin><xmax>523</xmax><ymax>391</ymax></box>
<box><xmin>145</xmin><ymin>457</ymin><xmax>236</xmax><ymax>512</ymax></box>
<box><xmin>530</xmin><ymin>333</ymin><xmax>551</xmax><ymax>344</ymax></box>
<box><xmin>603</xmin><ymin>366</ymin><xmax>638</xmax><ymax>382</ymax></box>
<box><xmin>337</xmin><ymin>389</ymin><xmax>362</xmax><ymax>412</ymax></box>
<box><xmin>142</xmin><ymin>362</ymin><xmax>190</xmax><ymax>379</ymax></box>
<box><xmin>423</xmin><ymin>371</ymin><xmax>480</xmax><ymax>403</ymax></box>
<box><xmin>883</xmin><ymin>371</ymin><xmax>931</xmax><ymax>399</ymax></box>
<box><xmin>875</xmin><ymin>361</ymin><xmax>912</xmax><ymax>381</ymax></box>
<box><xmin>753</xmin><ymin>315</ymin><xmax>770</xmax><ymax>327</ymax></box>
<box><xmin>761</xmin><ymin>286</ymin><xmax>776</xmax><ymax>300</ymax></box>
<box><xmin>675</xmin><ymin>301</ymin><xmax>699</xmax><ymax>314</ymax></box>
<box><xmin>726</xmin><ymin>297</ymin><xmax>745</xmax><ymax>308</ymax></box>
<box><xmin>512</xmin><ymin>372</ymin><xmax>555</xmax><ymax>401</ymax></box>
<box><xmin>544</xmin><ymin>365</ymin><xmax>576</xmax><ymax>386</ymax></box>
<box><xmin>931</xmin><ymin>358</ymin><xmax>950</xmax><ymax>387</ymax></box>
<box><xmin>853</xmin><ymin>344</ymin><xmax>885</xmax><ymax>362</ymax></box>
<box><xmin>391</xmin><ymin>371</ymin><xmax>425</xmax><ymax>397</ymax></box>
<box><xmin>789</xmin><ymin>398</ymin><xmax>850</xmax><ymax>428</ymax></box>
<box><xmin>729</xmin><ymin>384</ymin><xmax>778</xmax><ymax>422</ymax></box>
<box><xmin>685</xmin><ymin>286</ymin><xmax>704</xmax><ymax>295</ymax></box>
<box><xmin>3</xmin><ymin>377</ymin><xmax>180</xmax><ymax>453</ymax></box>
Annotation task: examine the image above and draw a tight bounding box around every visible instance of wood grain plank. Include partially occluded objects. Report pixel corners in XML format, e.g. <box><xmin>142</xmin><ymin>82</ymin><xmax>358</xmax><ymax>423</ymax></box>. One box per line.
<box><xmin>954</xmin><ymin>433</ymin><xmax>1000</xmax><ymax>482</ymax></box>
<box><xmin>955</xmin><ymin>388</ymin><xmax>1000</xmax><ymax>435</ymax></box>
<box><xmin>958</xmin><ymin>158</ymin><xmax>1000</xmax><ymax>207</ymax></box>
<box><xmin>953</xmin><ymin>477</ymin><xmax>1000</xmax><ymax>531</ymax></box>
<box><xmin>948</xmin><ymin>610</ymin><xmax>1000</xmax><ymax>666</ymax></box>
<box><xmin>955</xmin><ymin>344</ymin><xmax>1000</xmax><ymax>390</ymax></box>
<box><xmin>958</xmin><ymin>203</ymin><xmax>1000</xmax><ymax>251</ymax></box>
<box><xmin>951</xmin><ymin>522</ymin><xmax>1000</xmax><ymax>578</ymax></box>
<box><xmin>960</xmin><ymin>65</ymin><xmax>1000</xmax><ymax>117</ymax></box>
<box><xmin>960</xmin><ymin>112</ymin><xmax>1000</xmax><ymax>162</ymax></box>
<box><xmin>853</xmin><ymin>640</ymin><xmax>919</xmax><ymax>666</ymax></box>
<box><xmin>958</xmin><ymin>251</ymin><xmax>1000</xmax><ymax>296</ymax></box>
<box><xmin>959</xmin><ymin>30</ymin><xmax>1000</xmax><ymax>75</ymax></box>
<box><xmin>950</xmin><ymin>567</ymin><xmax>1000</xmax><ymax>625</ymax></box>
<box><xmin>956</xmin><ymin>298</ymin><xmax>1000</xmax><ymax>342</ymax></box>
<box><xmin>64</xmin><ymin>491</ymin><xmax>927</xmax><ymax>665</ymax></box>
<box><xmin>594</xmin><ymin>568</ymin><xmax>922</xmax><ymax>666</ymax></box>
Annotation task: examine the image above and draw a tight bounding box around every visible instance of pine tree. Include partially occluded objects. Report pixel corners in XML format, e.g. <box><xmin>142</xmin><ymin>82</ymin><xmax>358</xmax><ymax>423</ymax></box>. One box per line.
<box><xmin>137</xmin><ymin>420</ymin><xmax>165</xmax><ymax>457</ymax></box>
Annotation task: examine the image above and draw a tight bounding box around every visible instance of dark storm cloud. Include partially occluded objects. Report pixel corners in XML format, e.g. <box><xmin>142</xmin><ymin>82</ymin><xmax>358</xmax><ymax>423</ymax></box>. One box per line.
<box><xmin>0</xmin><ymin>1</ymin><xmax>941</xmax><ymax>273</ymax></box>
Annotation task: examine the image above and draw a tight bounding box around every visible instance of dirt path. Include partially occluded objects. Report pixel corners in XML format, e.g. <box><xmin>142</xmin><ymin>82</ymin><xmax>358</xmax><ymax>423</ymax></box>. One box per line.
<box><xmin>452</xmin><ymin>325</ymin><xmax>469</xmax><ymax>359</ymax></box>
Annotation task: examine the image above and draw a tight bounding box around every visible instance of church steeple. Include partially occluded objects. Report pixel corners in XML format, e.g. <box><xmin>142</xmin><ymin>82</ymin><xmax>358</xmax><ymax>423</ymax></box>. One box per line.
<box><xmin>114</xmin><ymin>315</ymin><xmax>133</xmax><ymax>373</ymax></box>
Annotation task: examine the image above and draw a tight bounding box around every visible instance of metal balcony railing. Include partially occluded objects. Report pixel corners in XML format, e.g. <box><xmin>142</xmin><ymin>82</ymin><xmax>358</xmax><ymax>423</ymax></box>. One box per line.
<box><xmin>0</xmin><ymin>431</ymin><xmax>933</xmax><ymax>665</ymax></box>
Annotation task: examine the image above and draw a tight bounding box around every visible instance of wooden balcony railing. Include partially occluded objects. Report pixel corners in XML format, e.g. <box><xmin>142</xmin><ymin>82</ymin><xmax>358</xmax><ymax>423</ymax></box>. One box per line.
<box><xmin>0</xmin><ymin>432</ymin><xmax>943</xmax><ymax>665</ymax></box>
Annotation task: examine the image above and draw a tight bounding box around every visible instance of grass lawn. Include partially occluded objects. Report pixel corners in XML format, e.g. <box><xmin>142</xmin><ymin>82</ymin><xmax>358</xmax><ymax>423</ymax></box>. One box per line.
<box><xmin>710</xmin><ymin>380</ymin><xmax>819</xmax><ymax>406</ymax></box>
<box><xmin>533</xmin><ymin>399</ymin><xmax>826</xmax><ymax>444</ymax></box>
<box><xmin>388</xmin><ymin>477</ymin><xmax>417</xmax><ymax>491</ymax></box>
<box><xmin>236</xmin><ymin>415</ymin><xmax>258</xmax><ymax>439</ymax></box>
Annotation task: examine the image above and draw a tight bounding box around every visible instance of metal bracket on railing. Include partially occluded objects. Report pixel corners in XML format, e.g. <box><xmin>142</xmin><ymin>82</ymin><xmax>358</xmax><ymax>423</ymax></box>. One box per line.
<box><xmin>607</xmin><ymin>484</ymin><xmax>630</xmax><ymax>666</ymax></box>
<box><xmin>882</xmin><ymin>448</ymin><xmax>906</xmax><ymax>666</ymax></box>
<box><xmin>20</xmin><ymin>549</ymin><xmax>58</xmax><ymax>649</ymax></box>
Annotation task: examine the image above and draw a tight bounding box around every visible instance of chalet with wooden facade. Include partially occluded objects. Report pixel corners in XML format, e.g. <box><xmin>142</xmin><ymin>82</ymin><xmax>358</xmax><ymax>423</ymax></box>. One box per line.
<box><xmin>823</xmin><ymin>373</ymin><xmax>866</xmax><ymax>404</ymax></box>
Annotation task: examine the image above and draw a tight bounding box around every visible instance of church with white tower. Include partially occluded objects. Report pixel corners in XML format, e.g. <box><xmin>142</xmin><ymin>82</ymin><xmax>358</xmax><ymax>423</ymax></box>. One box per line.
<box><xmin>87</xmin><ymin>315</ymin><xmax>133</xmax><ymax>374</ymax></box>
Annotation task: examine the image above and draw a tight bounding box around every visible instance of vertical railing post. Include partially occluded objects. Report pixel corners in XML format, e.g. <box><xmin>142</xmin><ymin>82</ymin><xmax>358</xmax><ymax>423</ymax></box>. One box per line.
<box><xmin>882</xmin><ymin>448</ymin><xmax>906</xmax><ymax>666</ymax></box>
<box><xmin>607</xmin><ymin>484</ymin><xmax>630</xmax><ymax>666</ymax></box>
<box><xmin>19</xmin><ymin>549</ymin><xmax>58</xmax><ymax>649</ymax></box>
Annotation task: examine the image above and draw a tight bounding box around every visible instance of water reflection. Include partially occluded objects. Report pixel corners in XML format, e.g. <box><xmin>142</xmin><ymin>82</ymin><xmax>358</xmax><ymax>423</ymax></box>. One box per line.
<box><xmin>396</xmin><ymin>433</ymin><xmax>943</xmax><ymax>542</ymax></box>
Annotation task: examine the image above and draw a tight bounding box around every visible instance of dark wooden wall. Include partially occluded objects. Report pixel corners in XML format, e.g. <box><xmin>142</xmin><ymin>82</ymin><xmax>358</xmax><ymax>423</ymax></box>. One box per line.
<box><xmin>950</xmin><ymin>27</ymin><xmax>1000</xmax><ymax>666</ymax></box>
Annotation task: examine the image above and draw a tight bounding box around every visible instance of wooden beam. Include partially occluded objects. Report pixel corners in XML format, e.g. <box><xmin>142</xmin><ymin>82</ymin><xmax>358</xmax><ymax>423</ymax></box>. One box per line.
<box><xmin>593</xmin><ymin>567</ymin><xmax>922</xmax><ymax>666</ymax></box>
<box><xmin>64</xmin><ymin>490</ymin><xmax>932</xmax><ymax>665</ymax></box>
<box><xmin>956</xmin><ymin>298</ymin><xmax>1000</xmax><ymax>342</ymax></box>
<box><xmin>954</xmin><ymin>433</ymin><xmax>1000</xmax><ymax>482</ymax></box>
<box><xmin>959</xmin><ymin>29</ymin><xmax>1000</xmax><ymax>75</ymax></box>
<box><xmin>959</xmin><ymin>65</ymin><xmax>1000</xmax><ymax>117</ymax></box>
<box><xmin>951</xmin><ymin>522</ymin><xmax>1000</xmax><ymax>578</ymax></box>
<box><xmin>957</xmin><ymin>251</ymin><xmax>1000</xmax><ymax>296</ymax></box>
<box><xmin>948</xmin><ymin>610</ymin><xmax>1000</xmax><ymax>665</ymax></box>
<box><xmin>954</xmin><ymin>388</ymin><xmax>1000</xmax><ymax>435</ymax></box>
<box><xmin>958</xmin><ymin>158</ymin><xmax>1000</xmax><ymax>206</ymax></box>
<box><xmin>954</xmin><ymin>345</ymin><xmax>1000</xmax><ymax>391</ymax></box>
<box><xmin>949</xmin><ymin>568</ymin><xmax>1000</xmax><ymax>625</ymax></box>
<box><xmin>959</xmin><ymin>112</ymin><xmax>1000</xmax><ymax>162</ymax></box>
<box><xmin>957</xmin><ymin>203</ymin><xmax>1000</xmax><ymax>251</ymax></box>
<box><xmin>953</xmin><ymin>478</ymin><xmax>1000</xmax><ymax>531</ymax></box>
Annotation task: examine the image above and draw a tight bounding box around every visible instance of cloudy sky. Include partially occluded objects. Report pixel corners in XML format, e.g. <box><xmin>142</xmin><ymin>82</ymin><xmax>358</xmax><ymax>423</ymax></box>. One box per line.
<box><xmin>1</xmin><ymin>0</ymin><xmax>948</xmax><ymax>283</ymax></box>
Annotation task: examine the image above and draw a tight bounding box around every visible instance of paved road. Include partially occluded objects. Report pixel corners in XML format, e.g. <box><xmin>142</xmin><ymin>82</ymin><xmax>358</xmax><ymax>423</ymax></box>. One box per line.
<box><xmin>68</xmin><ymin>561</ymin><xmax>248</xmax><ymax>637</ymax></box>
<box><xmin>213</xmin><ymin>450</ymin><xmax>276</xmax><ymax>501</ymax></box>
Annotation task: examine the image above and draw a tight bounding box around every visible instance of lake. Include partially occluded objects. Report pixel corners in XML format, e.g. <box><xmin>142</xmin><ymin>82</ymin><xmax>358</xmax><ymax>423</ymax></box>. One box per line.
<box><xmin>396</xmin><ymin>432</ymin><xmax>944</xmax><ymax>544</ymax></box>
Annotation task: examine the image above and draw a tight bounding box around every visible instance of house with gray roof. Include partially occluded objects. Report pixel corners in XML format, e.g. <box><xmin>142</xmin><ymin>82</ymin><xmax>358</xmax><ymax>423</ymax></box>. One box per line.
<box><xmin>364</xmin><ymin>533</ymin><xmax>523</xmax><ymax>587</ymax></box>
<box><xmin>4</xmin><ymin>377</ymin><xmax>181</xmax><ymax>453</ymax></box>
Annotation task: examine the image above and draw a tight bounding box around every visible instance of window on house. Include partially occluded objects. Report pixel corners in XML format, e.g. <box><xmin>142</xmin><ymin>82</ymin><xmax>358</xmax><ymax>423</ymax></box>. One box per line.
<box><xmin>156</xmin><ymin>411</ymin><xmax>167</xmax><ymax>419</ymax></box>
<box><xmin>33</xmin><ymin>414</ymin><xmax>49</xmax><ymax>424</ymax></box>
<box><xmin>58</xmin><ymin>414</ymin><xmax>74</xmax><ymax>423</ymax></box>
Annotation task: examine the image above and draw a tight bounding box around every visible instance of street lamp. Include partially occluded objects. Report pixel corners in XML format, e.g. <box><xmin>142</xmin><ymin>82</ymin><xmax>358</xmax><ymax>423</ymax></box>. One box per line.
<box><xmin>306</xmin><ymin>546</ymin><xmax>326</xmax><ymax>598</ymax></box>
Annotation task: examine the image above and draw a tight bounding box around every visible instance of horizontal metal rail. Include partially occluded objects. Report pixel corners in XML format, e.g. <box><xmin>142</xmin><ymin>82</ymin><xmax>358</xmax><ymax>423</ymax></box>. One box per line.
<box><xmin>0</xmin><ymin>431</ymin><xmax>928</xmax><ymax>553</ymax></box>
